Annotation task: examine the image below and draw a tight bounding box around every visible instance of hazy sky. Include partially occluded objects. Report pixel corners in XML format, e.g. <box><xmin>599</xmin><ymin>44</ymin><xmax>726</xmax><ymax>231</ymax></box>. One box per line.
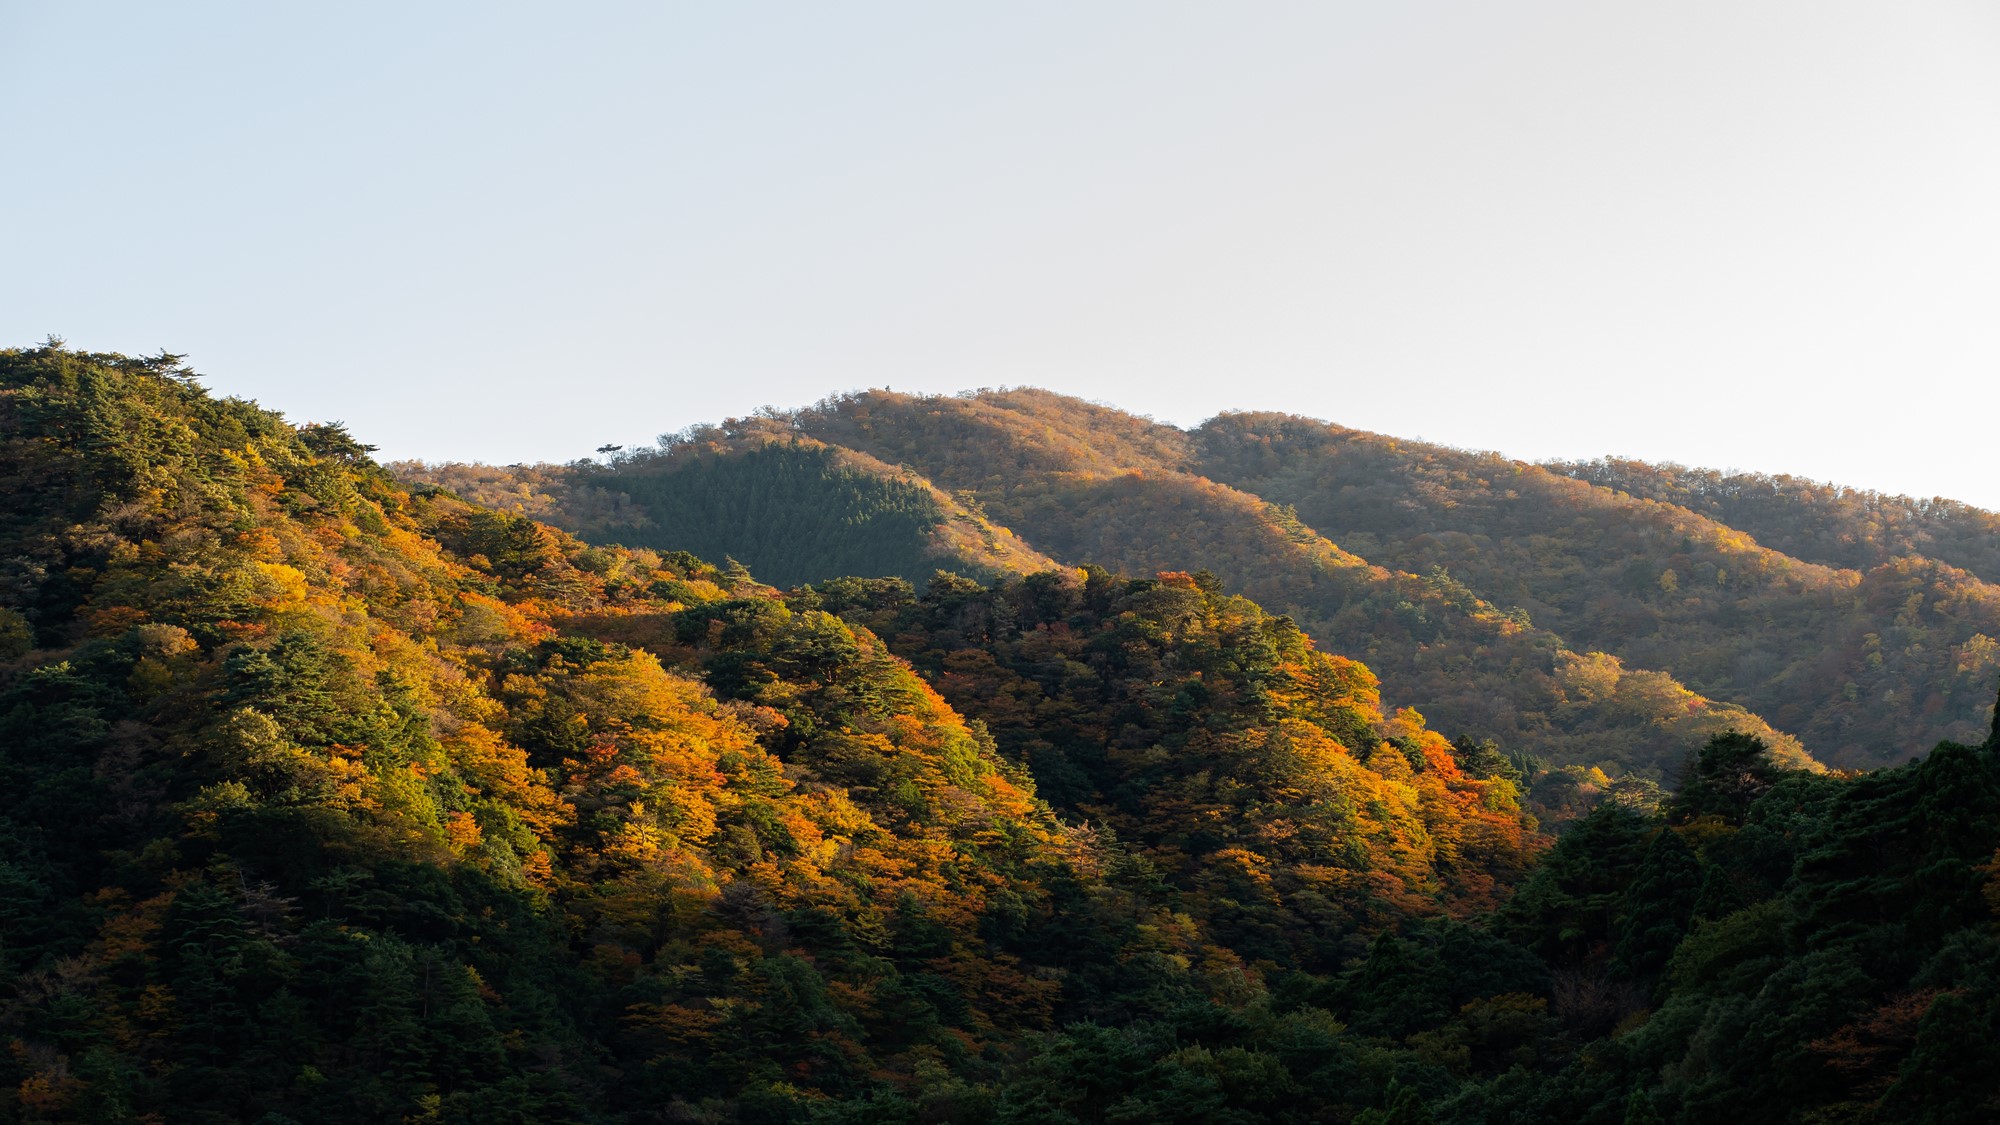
<box><xmin>6</xmin><ymin>2</ymin><xmax>1998</xmax><ymax>506</ymax></box>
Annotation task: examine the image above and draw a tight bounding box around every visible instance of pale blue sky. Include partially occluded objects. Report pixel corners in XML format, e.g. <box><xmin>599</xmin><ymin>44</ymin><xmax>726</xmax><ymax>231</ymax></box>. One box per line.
<box><xmin>5</xmin><ymin>2</ymin><xmax>1998</xmax><ymax>506</ymax></box>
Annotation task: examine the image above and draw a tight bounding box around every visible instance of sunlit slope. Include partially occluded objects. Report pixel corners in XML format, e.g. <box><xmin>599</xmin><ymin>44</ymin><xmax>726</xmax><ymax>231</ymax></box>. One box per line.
<box><xmin>813</xmin><ymin>568</ymin><xmax>1543</xmax><ymax>958</ymax></box>
<box><xmin>397</xmin><ymin>425</ymin><xmax>1057</xmax><ymax>590</ymax></box>
<box><xmin>793</xmin><ymin>390</ymin><xmax>1815</xmax><ymax>777</ymax></box>
<box><xmin>1549</xmin><ymin>455</ymin><xmax>2000</xmax><ymax>586</ymax></box>
<box><xmin>796</xmin><ymin>386</ymin><xmax>1200</xmax><ymax>483</ymax></box>
<box><xmin>0</xmin><ymin>345</ymin><xmax>1564</xmax><ymax>1120</ymax></box>
<box><xmin>0</xmin><ymin>344</ymin><xmax>1097</xmax><ymax>1115</ymax></box>
<box><xmin>1195</xmin><ymin>413</ymin><xmax>2000</xmax><ymax>765</ymax></box>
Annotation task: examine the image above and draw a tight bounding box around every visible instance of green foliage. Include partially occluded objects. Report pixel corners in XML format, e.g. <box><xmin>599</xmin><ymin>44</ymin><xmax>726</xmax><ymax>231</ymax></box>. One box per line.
<box><xmin>1354</xmin><ymin>1080</ymin><xmax>1434</xmax><ymax>1125</ymax></box>
<box><xmin>397</xmin><ymin>431</ymin><xmax>1057</xmax><ymax>592</ymax></box>
<box><xmin>580</xmin><ymin>441</ymin><xmax>955</xmax><ymax>588</ymax></box>
<box><xmin>1668</xmin><ymin>732</ymin><xmax>1785</xmax><ymax>825</ymax></box>
<box><xmin>1495</xmin><ymin>802</ymin><xmax>1653</xmax><ymax>964</ymax></box>
<box><xmin>5</xmin><ymin>345</ymin><xmax>1999</xmax><ymax>1123</ymax></box>
<box><xmin>813</xmin><ymin>567</ymin><xmax>1544</xmax><ymax>972</ymax></box>
<box><xmin>1610</xmin><ymin>828</ymin><xmax>1700</xmax><ymax>985</ymax></box>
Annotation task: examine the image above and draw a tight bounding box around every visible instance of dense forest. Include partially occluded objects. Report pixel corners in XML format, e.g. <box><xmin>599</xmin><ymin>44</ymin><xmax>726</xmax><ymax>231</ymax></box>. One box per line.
<box><xmin>409</xmin><ymin>394</ymin><xmax>1821</xmax><ymax>789</ymax></box>
<box><xmin>1193</xmin><ymin>414</ymin><xmax>2000</xmax><ymax>767</ymax></box>
<box><xmin>7</xmin><ymin>347</ymin><xmax>1999</xmax><ymax>1123</ymax></box>
<box><xmin>784</xmin><ymin>391</ymin><xmax>1820</xmax><ymax>781</ymax></box>
<box><xmin>1546</xmin><ymin>457</ymin><xmax>2000</xmax><ymax>586</ymax></box>
<box><xmin>428</xmin><ymin>388</ymin><xmax>1999</xmax><ymax>772</ymax></box>
<box><xmin>401</xmin><ymin>427</ymin><xmax>1052</xmax><ymax>592</ymax></box>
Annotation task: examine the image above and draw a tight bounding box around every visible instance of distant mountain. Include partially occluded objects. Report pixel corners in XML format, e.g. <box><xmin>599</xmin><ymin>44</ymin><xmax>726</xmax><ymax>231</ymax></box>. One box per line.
<box><xmin>784</xmin><ymin>390</ymin><xmax>1818</xmax><ymax>778</ymax></box>
<box><xmin>469</xmin><ymin>388</ymin><xmax>1994</xmax><ymax>770</ymax></box>
<box><xmin>433</xmin><ymin>391</ymin><xmax>1839</xmax><ymax>780</ymax></box>
<box><xmin>1547</xmin><ymin>456</ymin><xmax>2000</xmax><ymax>584</ymax></box>
<box><xmin>1192</xmin><ymin>413</ymin><xmax>2000</xmax><ymax>765</ymax></box>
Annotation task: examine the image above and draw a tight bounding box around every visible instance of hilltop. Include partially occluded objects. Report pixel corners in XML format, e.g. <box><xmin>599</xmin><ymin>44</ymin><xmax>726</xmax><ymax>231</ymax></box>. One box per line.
<box><xmin>401</xmin><ymin>421</ymin><xmax>1055</xmax><ymax>590</ymax></box>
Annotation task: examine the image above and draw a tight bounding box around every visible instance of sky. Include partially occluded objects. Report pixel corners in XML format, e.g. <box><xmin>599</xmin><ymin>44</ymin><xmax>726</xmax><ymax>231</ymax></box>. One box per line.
<box><xmin>5</xmin><ymin>1</ymin><xmax>1998</xmax><ymax>507</ymax></box>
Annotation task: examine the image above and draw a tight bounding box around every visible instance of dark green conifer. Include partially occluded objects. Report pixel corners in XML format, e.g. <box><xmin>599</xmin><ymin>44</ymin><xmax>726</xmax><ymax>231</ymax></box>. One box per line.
<box><xmin>1613</xmin><ymin>827</ymin><xmax>1702</xmax><ymax>985</ymax></box>
<box><xmin>1354</xmin><ymin>1079</ymin><xmax>1433</xmax><ymax>1125</ymax></box>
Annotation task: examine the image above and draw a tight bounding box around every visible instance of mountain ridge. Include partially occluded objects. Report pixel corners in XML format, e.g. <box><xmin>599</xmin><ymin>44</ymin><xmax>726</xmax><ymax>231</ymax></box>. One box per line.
<box><xmin>1190</xmin><ymin>409</ymin><xmax>2000</xmax><ymax>764</ymax></box>
<box><xmin>423</xmin><ymin>386</ymin><xmax>1997</xmax><ymax>770</ymax></box>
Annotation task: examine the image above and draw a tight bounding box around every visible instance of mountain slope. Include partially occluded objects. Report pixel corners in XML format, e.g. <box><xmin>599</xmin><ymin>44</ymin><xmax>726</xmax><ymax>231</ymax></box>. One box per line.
<box><xmin>390</xmin><ymin>388</ymin><xmax>2000</xmax><ymax>771</ymax></box>
<box><xmin>811</xmin><ymin>568</ymin><xmax>1541</xmax><ymax>964</ymax></box>
<box><xmin>782</xmin><ymin>390</ymin><xmax>1815</xmax><ymax>778</ymax></box>
<box><xmin>1194</xmin><ymin>413</ymin><xmax>2000</xmax><ymax>765</ymax></box>
<box><xmin>0</xmin><ymin>345</ymin><xmax>1117</xmax><ymax>1119</ymax></box>
<box><xmin>396</xmin><ymin>424</ymin><xmax>1055</xmax><ymax>590</ymax></box>
<box><xmin>0</xmin><ymin>345</ymin><xmax>1549</xmax><ymax>1122</ymax></box>
<box><xmin>10</xmin><ymin>346</ymin><xmax>2000</xmax><ymax>1123</ymax></box>
<box><xmin>1548</xmin><ymin>456</ymin><xmax>2000</xmax><ymax>585</ymax></box>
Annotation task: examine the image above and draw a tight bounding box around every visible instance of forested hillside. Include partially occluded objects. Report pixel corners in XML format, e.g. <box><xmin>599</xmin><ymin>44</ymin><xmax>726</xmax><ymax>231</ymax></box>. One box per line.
<box><xmin>810</xmin><ymin>568</ymin><xmax>1540</xmax><ymax>956</ymax></box>
<box><xmin>1194</xmin><ymin>414</ymin><xmax>2000</xmax><ymax>766</ymax></box>
<box><xmin>787</xmin><ymin>391</ymin><xmax>1818</xmax><ymax>781</ymax></box>
<box><xmin>5</xmin><ymin>346</ymin><xmax>1999</xmax><ymax>1123</ymax></box>
<box><xmin>396</xmin><ymin>424</ymin><xmax>1053</xmax><ymax>591</ymax></box>
<box><xmin>0</xmin><ymin>345</ymin><xmax>1093</xmax><ymax>1120</ymax></box>
<box><xmin>392</xmin><ymin>384</ymin><xmax>2000</xmax><ymax>771</ymax></box>
<box><xmin>1547</xmin><ymin>457</ymin><xmax>2000</xmax><ymax>586</ymax></box>
<box><xmin>0</xmin><ymin>346</ymin><xmax>1527</xmax><ymax>1121</ymax></box>
<box><xmin>417</xmin><ymin>391</ymin><xmax>1828</xmax><ymax>784</ymax></box>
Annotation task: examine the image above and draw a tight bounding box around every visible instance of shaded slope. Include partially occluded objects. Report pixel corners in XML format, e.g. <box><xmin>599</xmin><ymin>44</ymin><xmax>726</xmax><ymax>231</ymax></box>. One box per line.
<box><xmin>395</xmin><ymin>424</ymin><xmax>1055</xmax><ymax>590</ymax></box>
<box><xmin>1194</xmin><ymin>413</ymin><xmax>2000</xmax><ymax>765</ymax></box>
<box><xmin>1463</xmin><ymin>723</ymin><xmax>2000</xmax><ymax>1124</ymax></box>
<box><xmin>790</xmin><ymin>390</ymin><xmax>1814</xmax><ymax>778</ymax></box>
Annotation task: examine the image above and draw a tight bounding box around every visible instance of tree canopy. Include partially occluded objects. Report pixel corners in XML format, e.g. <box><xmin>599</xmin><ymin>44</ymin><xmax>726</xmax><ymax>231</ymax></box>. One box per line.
<box><xmin>4</xmin><ymin>349</ymin><xmax>1996</xmax><ymax>1122</ymax></box>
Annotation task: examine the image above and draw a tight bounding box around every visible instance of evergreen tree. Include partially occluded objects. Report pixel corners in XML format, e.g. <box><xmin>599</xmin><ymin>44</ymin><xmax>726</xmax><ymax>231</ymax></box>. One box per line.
<box><xmin>1612</xmin><ymin>827</ymin><xmax>1701</xmax><ymax>985</ymax></box>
